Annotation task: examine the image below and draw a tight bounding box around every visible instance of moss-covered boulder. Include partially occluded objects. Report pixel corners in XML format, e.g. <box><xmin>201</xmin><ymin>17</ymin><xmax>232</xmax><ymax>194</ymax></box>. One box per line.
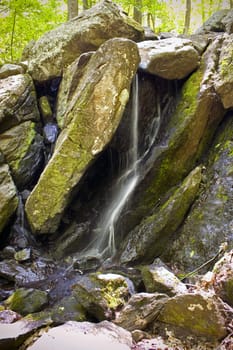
<box><xmin>25</xmin><ymin>38</ymin><xmax>140</xmax><ymax>234</ymax></box>
<box><xmin>0</xmin><ymin>74</ymin><xmax>40</xmax><ymax>133</ymax></box>
<box><xmin>23</xmin><ymin>0</ymin><xmax>144</xmax><ymax>82</ymax></box>
<box><xmin>120</xmin><ymin>166</ymin><xmax>202</xmax><ymax>265</ymax></box>
<box><xmin>118</xmin><ymin>36</ymin><xmax>225</xmax><ymax>239</ymax></box>
<box><xmin>5</xmin><ymin>288</ymin><xmax>48</xmax><ymax>316</ymax></box>
<box><xmin>138</xmin><ymin>38</ymin><xmax>199</xmax><ymax>79</ymax></box>
<box><xmin>0</xmin><ymin>121</ymin><xmax>43</xmax><ymax>189</ymax></box>
<box><xmin>215</xmin><ymin>34</ymin><xmax>233</xmax><ymax>108</ymax></box>
<box><xmin>157</xmin><ymin>292</ymin><xmax>227</xmax><ymax>340</ymax></box>
<box><xmin>0</xmin><ymin>163</ymin><xmax>18</xmax><ymax>234</ymax></box>
<box><xmin>141</xmin><ymin>260</ymin><xmax>187</xmax><ymax>296</ymax></box>
<box><xmin>163</xmin><ymin>114</ymin><xmax>233</xmax><ymax>271</ymax></box>
<box><xmin>72</xmin><ymin>273</ymin><xmax>131</xmax><ymax>321</ymax></box>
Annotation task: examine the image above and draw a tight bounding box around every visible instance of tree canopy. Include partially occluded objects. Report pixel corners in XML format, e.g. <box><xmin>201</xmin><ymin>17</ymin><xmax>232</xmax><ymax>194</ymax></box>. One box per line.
<box><xmin>0</xmin><ymin>0</ymin><xmax>232</xmax><ymax>65</ymax></box>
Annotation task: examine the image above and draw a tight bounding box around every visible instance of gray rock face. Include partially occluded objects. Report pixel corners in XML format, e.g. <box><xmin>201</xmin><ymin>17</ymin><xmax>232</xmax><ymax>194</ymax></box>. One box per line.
<box><xmin>27</xmin><ymin>321</ymin><xmax>133</xmax><ymax>350</ymax></box>
<box><xmin>0</xmin><ymin>74</ymin><xmax>40</xmax><ymax>133</ymax></box>
<box><xmin>0</xmin><ymin>121</ymin><xmax>43</xmax><ymax>189</ymax></box>
<box><xmin>114</xmin><ymin>293</ymin><xmax>168</xmax><ymax>331</ymax></box>
<box><xmin>141</xmin><ymin>261</ymin><xmax>187</xmax><ymax>296</ymax></box>
<box><xmin>23</xmin><ymin>0</ymin><xmax>144</xmax><ymax>82</ymax></box>
<box><xmin>138</xmin><ymin>38</ymin><xmax>199</xmax><ymax>79</ymax></box>
<box><xmin>25</xmin><ymin>38</ymin><xmax>140</xmax><ymax>235</ymax></box>
<box><xmin>215</xmin><ymin>34</ymin><xmax>233</xmax><ymax>108</ymax></box>
<box><xmin>0</xmin><ymin>64</ymin><xmax>24</xmax><ymax>79</ymax></box>
<box><xmin>164</xmin><ymin>114</ymin><xmax>233</xmax><ymax>271</ymax></box>
<box><xmin>0</xmin><ymin>164</ymin><xmax>18</xmax><ymax>234</ymax></box>
<box><xmin>196</xmin><ymin>9</ymin><xmax>232</xmax><ymax>34</ymax></box>
<box><xmin>0</xmin><ymin>318</ymin><xmax>48</xmax><ymax>350</ymax></box>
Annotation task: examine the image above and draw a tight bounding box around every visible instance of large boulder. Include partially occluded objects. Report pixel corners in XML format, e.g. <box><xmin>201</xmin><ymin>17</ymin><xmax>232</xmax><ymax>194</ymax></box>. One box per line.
<box><xmin>27</xmin><ymin>321</ymin><xmax>133</xmax><ymax>350</ymax></box>
<box><xmin>120</xmin><ymin>166</ymin><xmax>202</xmax><ymax>265</ymax></box>
<box><xmin>0</xmin><ymin>164</ymin><xmax>18</xmax><ymax>234</ymax></box>
<box><xmin>138</xmin><ymin>38</ymin><xmax>199</xmax><ymax>79</ymax></box>
<box><xmin>0</xmin><ymin>121</ymin><xmax>43</xmax><ymax>189</ymax></box>
<box><xmin>163</xmin><ymin>113</ymin><xmax>233</xmax><ymax>271</ymax></box>
<box><xmin>72</xmin><ymin>273</ymin><xmax>131</xmax><ymax>321</ymax></box>
<box><xmin>0</xmin><ymin>318</ymin><xmax>47</xmax><ymax>350</ymax></box>
<box><xmin>23</xmin><ymin>0</ymin><xmax>144</xmax><ymax>82</ymax></box>
<box><xmin>215</xmin><ymin>34</ymin><xmax>233</xmax><ymax>108</ymax></box>
<box><xmin>141</xmin><ymin>260</ymin><xmax>187</xmax><ymax>296</ymax></box>
<box><xmin>157</xmin><ymin>292</ymin><xmax>227</xmax><ymax>340</ymax></box>
<box><xmin>25</xmin><ymin>38</ymin><xmax>140</xmax><ymax>234</ymax></box>
<box><xmin>196</xmin><ymin>9</ymin><xmax>233</xmax><ymax>34</ymax></box>
<box><xmin>5</xmin><ymin>288</ymin><xmax>48</xmax><ymax>316</ymax></box>
<box><xmin>114</xmin><ymin>292</ymin><xmax>168</xmax><ymax>331</ymax></box>
<box><xmin>0</xmin><ymin>74</ymin><xmax>40</xmax><ymax>133</ymax></box>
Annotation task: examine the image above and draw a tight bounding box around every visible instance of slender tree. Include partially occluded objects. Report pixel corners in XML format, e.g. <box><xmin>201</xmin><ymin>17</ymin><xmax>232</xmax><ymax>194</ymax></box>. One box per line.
<box><xmin>133</xmin><ymin>0</ymin><xmax>142</xmax><ymax>24</ymax></box>
<box><xmin>82</xmin><ymin>0</ymin><xmax>89</xmax><ymax>10</ymax></box>
<box><xmin>183</xmin><ymin>0</ymin><xmax>191</xmax><ymax>34</ymax></box>
<box><xmin>67</xmin><ymin>0</ymin><xmax>79</xmax><ymax>20</ymax></box>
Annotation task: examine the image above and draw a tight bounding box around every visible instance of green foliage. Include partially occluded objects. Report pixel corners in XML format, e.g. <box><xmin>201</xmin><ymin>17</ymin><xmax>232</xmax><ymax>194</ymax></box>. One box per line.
<box><xmin>0</xmin><ymin>0</ymin><xmax>67</xmax><ymax>65</ymax></box>
<box><xmin>0</xmin><ymin>0</ymin><xmax>232</xmax><ymax>66</ymax></box>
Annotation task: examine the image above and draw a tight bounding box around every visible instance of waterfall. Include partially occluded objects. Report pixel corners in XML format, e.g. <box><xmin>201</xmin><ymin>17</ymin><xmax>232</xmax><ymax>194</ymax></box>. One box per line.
<box><xmin>78</xmin><ymin>74</ymin><xmax>164</xmax><ymax>263</ymax></box>
<box><xmin>81</xmin><ymin>75</ymin><xmax>140</xmax><ymax>260</ymax></box>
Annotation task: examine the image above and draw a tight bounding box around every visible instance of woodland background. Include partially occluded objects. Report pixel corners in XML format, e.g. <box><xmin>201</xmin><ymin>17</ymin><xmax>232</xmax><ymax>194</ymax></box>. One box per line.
<box><xmin>0</xmin><ymin>0</ymin><xmax>233</xmax><ymax>65</ymax></box>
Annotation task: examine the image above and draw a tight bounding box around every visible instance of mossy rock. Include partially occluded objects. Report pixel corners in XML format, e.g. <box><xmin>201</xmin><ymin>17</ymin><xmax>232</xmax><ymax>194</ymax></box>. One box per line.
<box><xmin>120</xmin><ymin>166</ymin><xmax>202</xmax><ymax>265</ymax></box>
<box><xmin>163</xmin><ymin>113</ymin><xmax>233</xmax><ymax>272</ymax></box>
<box><xmin>5</xmin><ymin>288</ymin><xmax>48</xmax><ymax>316</ymax></box>
<box><xmin>72</xmin><ymin>272</ymin><xmax>131</xmax><ymax>321</ymax></box>
<box><xmin>158</xmin><ymin>292</ymin><xmax>227</xmax><ymax>340</ymax></box>
<box><xmin>0</xmin><ymin>121</ymin><xmax>43</xmax><ymax>188</ymax></box>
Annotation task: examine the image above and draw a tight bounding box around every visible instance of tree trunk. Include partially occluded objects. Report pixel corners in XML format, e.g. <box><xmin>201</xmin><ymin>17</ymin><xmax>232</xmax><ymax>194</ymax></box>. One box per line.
<box><xmin>201</xmin><ymin>0</ymin><xmax>205</xmax><ymax>22</ymax></box>
<box><xmin>183</xmin><ymin>0</ymin><xmax>191</xmax><ymax>34</ymax></box>
<box><xmin>133</xmin><ymin>0</ymin><xmax>142</xmax><ymax>24</ymax></box>
<box><xmin>83</xmin><ymin>0</ymin><xmax>88</xmax><ymax>10</ymax></box>
<box><xmin>67</xmin><ymin>0</ymin><xmax>79</xmax><ymax>20</ymax></box>
<box><xmin>10</xmin><ymin>8</ymin><xmax>17</xmax><ymax>62</ymax></box>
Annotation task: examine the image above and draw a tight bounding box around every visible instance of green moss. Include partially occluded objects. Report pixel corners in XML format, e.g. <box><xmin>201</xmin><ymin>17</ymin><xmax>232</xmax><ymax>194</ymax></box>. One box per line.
<box><xmin>91</xmin><ymin>274</ymin><xmax>128</xmax><ymax>310</ymax></box>
<box><xmin>5</xmin><ymin>288</ymin><xmax>48</xmax><ymax>316</ymax></box>
<box><xmin>216</xmin><ymin>185</ymin><xmax>228</xmax><ymax>202</ymax></box>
